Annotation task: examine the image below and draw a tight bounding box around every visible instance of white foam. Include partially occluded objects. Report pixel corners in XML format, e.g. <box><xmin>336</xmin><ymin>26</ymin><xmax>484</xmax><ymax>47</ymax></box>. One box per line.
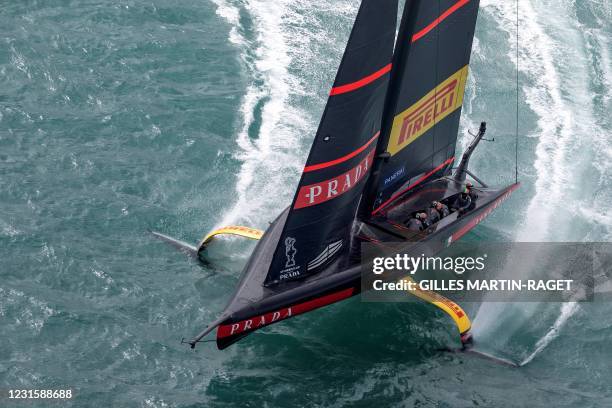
<box><xmin>0</xmin><ymin>288</ymin><xmax>56</xmax><ymax>333</ymax></box>
<box><xmin>569</xmin><ymin>3</ymin><xmax>612</xmax><ymax>241</ymax></box>
<box><xmin>482</xmin><ymin>0</ymin><xmax>578</xmax><ymax>241</ymax></box>
<box><xmin>579</xmin><ymin>207</ymin><xmax>612</xmax><ymax>240</ymax></box>
<box><xmin>474</xmin><ymin>0</ymin><xmax>611</xmax><ymax>363</ymax></box>
<box><xmin>0</xmin><ymin>219</ymin><xmax>21</xmax><ymax>237</ymax></box>
<box><xmin>210</xmin><ymin>0</ymin><xmax>243</xmax><ymax>45</ymax></box>
<box><xmin>214</xmin><ymin>0</ymin><xmax>302</xmax><ymax>227</ymax></box>
<box><xmin>577</xmin><ymin>0</ymin><xmax>612</xmax><ymax>104</ymax></box>
<box><xmin>213</xmin><ymin>0</ymin><xmax>357</xmax><ymax>228</ymax></box>
<box><xmin>483</xmin><ymin>0</ymin><xmax>612</xmax><ymax>241</ymax></box>
<box><xmin>520</xmin><ymin>301</ymin><xmax>579</xmax><ymax>366</ymax></box>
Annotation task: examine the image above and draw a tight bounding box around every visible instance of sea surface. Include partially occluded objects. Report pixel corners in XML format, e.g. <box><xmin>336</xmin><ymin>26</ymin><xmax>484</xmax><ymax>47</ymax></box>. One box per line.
<box><xmin>1</xmin><ymin>0</ymin><xmax>611</xmax><ymax>407</ymax></box>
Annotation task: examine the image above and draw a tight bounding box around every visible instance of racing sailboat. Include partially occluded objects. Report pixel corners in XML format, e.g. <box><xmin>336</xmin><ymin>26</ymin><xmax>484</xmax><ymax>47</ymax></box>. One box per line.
<box><xmin>159</xmin><ymin>0</ymin><xmax>519</xmax><ymax>350</ymax></box>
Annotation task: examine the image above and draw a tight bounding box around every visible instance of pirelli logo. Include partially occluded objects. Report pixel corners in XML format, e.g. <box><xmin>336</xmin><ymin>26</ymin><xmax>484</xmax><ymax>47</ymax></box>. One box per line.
<box><xmin>387</xmin><ymin>65</ymin><xmax>469</xmax><ymax>156</ymax></box>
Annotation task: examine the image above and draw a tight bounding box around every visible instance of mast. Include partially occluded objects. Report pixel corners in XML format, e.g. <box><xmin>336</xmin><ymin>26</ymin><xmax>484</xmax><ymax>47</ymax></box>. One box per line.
<box><xmin>360</xmin><ymin>0</ymin><xmax>481</xmax><ymax>216</ymax></box>
<box><xmin>360</xmin><ymin>0</ymin><xmax>422</xmax><ymax>217</ymax></box>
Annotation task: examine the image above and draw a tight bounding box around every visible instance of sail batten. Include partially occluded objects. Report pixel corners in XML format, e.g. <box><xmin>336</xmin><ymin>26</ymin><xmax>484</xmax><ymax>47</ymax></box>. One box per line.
<box><xmin>303</xmin><ymin>131</ymin><xmax>380</xmax><ymax>173</ymax></box>
<box><xmin>330</xmin><ymin>64</ymin><xmax>393</xmax><ymax>96</ymax></box>
<box><xmin>411</xmin><ymin>0</ymin><xmax>471</xmax><ymax>42</ymax></box>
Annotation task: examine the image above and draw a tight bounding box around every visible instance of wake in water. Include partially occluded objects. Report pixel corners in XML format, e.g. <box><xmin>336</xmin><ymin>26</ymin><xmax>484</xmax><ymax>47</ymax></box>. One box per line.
<box><xmin>519</xmin><ymin>301</ymin><xmax>577</xmax><ymax>366</ymax></box>
<box><xmin>211</xmin><ymin>0</ymin><xmax>307</xmax><ymax>228</ymax></box>
<box><xmin>473</xmin><ymin>0</ymin><xmax>612</xmax><ymax>364</ymax></box>
<box><xmin>210</xmin><ymin>0</ymin><xmax>358</xmax><ymax>229</ymax></box>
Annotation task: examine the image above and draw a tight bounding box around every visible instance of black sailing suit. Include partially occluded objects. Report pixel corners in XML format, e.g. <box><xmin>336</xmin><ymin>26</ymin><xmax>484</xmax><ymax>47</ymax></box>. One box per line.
<box><xmin>426</xmin><ymin>207</ymin><xmax>441</xmax><ymax>224</ymax></box>
<box><xmin>406</xmin><ymin>218</ymin><xmax>423</xmax><ymax>231</ymax></box>
<box><xmin>438</xmin><ymin>204</ymin><xmax>450</xmax><ymax>217</ymax></box>
<box><xmin>452</xmin><ymin>193</ymin><xmax>471</xmax><ymax>212</ymax></box>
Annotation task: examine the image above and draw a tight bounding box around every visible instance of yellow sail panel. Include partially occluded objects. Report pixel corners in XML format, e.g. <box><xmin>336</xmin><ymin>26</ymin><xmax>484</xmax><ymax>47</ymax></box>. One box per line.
<box><xmin>387</xmin><ymin>65</ymin><xmax>469</xmax><ymax>156</ymax></box>
<box><xmin>198</xmin><ymin>226</ymin><xmax>264</xmax><ymax>251</ymax></box>
<box><xmin>403</xmin><ymin>276</ymin><xmax>471</xmax><ymax>335</ymax></box>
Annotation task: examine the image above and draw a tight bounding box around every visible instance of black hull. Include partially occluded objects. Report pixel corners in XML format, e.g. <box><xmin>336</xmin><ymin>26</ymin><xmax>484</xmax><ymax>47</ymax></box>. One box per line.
<box><xmin>213</xmin><ymin>179</ymin><xmax>519</xmax><ymax>349</ymax></box>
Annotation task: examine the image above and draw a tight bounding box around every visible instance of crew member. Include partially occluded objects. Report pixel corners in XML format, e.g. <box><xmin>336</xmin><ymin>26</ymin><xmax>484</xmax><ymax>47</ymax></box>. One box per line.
<box><xmin>406</xmin><ymin>215</ymin><xmax>423</xmax><ymax>231</ymax></box>
<box><xmin>451</xmin><ymin>188</ymin><xmax>472</xmax><ymax>213</ymax></box>
<box><xmin>435</xmin><ymin>201</ymin><xmax>450</xmax><ymax>218</ymax></box>
<box><xmin>427</xmin><ymin>202</ymin><xmax>441</xmax><ymax>224</ymax></box>
<box><xmin>466</xmin><ymin>182</ymin><xmax>478</xmax><ymax>201</ymax></box>
<box><xmin>465</xmin><ymin>182</ymin><xmax>478</xmax><ymax>211</ymax></box>
<box><xmin>418</xmin><ymin>212</ymin><xmax>431</xmax><ymax>229</ymax></box>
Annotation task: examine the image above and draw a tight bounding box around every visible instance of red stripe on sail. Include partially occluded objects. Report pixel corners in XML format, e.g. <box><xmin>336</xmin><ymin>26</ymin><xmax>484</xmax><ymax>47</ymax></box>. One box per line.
<box><xmin>304</xmin><ymin>131</ymin><xmax>380</xmax><ymax>173</ymax></box>
<box><xmin>330</xmin><ymin>63</ymin><xmax>392</xmax><ymax>96</ymax></box>
<box><xmin>372</xmin><ymin>156</ymin><xmax>455</xmax><ymax>216</ymax></box>
<box><xmin>411</xmin><ymin>0</ymin><xmax>470</xmax><ymax>43</ymax></box>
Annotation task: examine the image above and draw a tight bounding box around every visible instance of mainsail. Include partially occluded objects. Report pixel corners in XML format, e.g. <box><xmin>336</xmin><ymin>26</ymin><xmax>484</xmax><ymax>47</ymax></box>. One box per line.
<box><xmin>264</xmin><ymin>0</ymin><xmax>399</xmax><ymax>285</ymax></box>
<box><xmin>365</xmin><ymin>0</ymin><xmax>481</xmax><ymax>215</ymax></box>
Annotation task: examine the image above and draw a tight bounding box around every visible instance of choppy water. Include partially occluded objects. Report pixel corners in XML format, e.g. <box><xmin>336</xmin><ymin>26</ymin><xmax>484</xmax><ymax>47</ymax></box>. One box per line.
<box><xmin>1</xmin><ymin>0</ymin><xmax>611</xmax><ymax>406</ymax></box>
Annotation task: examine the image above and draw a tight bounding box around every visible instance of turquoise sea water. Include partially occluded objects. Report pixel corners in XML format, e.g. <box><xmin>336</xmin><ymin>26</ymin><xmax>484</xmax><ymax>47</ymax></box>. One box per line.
<box><xmin>1</xmin><ymin>0</ymin><xmax>611</xmax><ymax>406</ymax></box>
